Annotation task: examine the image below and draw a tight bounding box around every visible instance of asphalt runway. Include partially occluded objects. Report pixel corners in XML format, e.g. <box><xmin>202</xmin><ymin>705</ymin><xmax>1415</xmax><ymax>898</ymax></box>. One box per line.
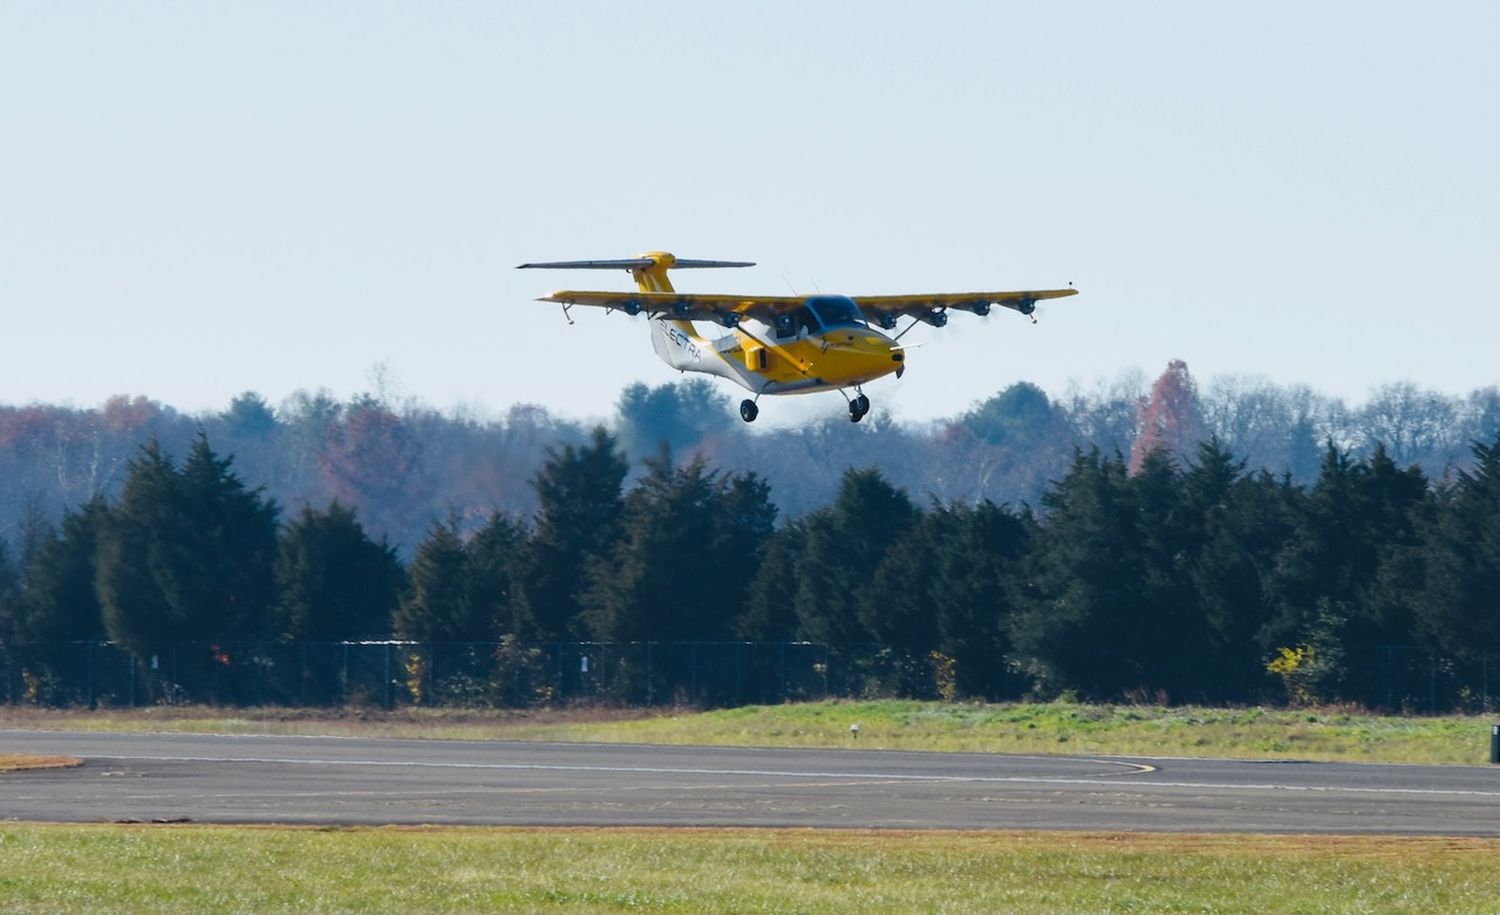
<box><xmin>3</xmin><ymin>729</ymin><xmax>1500</xmax><ymax>834</ymax></box>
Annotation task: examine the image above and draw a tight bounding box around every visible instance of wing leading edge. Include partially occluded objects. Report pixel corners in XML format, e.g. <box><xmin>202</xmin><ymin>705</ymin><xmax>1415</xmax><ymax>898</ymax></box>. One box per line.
<box><xmin>536</xmin><ymin>288</ymin><xmax>1077</xmax><ymax>324</ymax></box>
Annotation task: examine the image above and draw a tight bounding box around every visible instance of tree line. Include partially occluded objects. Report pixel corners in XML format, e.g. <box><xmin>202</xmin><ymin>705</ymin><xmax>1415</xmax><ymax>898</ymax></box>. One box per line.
<box><xmin>3</xmin><ymin>362</ymin><xmax>1497</xmax><ymax>558</ymax></box>
<box><xmin>2</xmin><ymin>421</ymin><xmax>1497</xmax><ymax>708</ymax></box>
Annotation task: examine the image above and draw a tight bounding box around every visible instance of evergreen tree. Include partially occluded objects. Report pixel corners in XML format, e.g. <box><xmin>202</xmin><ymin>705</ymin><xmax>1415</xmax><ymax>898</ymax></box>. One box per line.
<box><xmin>466</xmin><ymin>512</ymin><xmax>527</xmax><ymax>638</ymax></box>
<box><xmin>515</xmin><ymin>427</ymin><xmax>627</xmax><ymax>640</ymax></box>
<box><xmin>738</xmin><ymin>522</ymin><xmax>803</xmax><ymax>641</ymax></box>
<box><xmin>1265</xmin><ymin>444</ymin><xmax>1427</xmax><ymax>650</ymax></box>
<box><xmin>933</xmin><ymin>501</ymin><xmax>1033</xmax><ymax>698</ymax></box>
<box><xmin>615</xmin><ymin>379</ymin><xmax>736</xmax><ymax>460</ymax></box>
<box><xmin>21</xmin><ymin>498</ymin><xmax>109</xmax><ymax>645</ymax></box>
<box><xmin>174</xmin><ymin>434</ymin><xmax>280</xmax><ymax>639</ymax></box>
<box><xmin>584</xmin><ymin>454</ymin><xmax>725</xmax><ymax>641</ymax></box>
<box><xmin>867</xmin><ymin>509</ymin><xmax>943</xmax><ymax>647</ymax></box>
<box><xmin>0</xmin><ymin>540</ymin><xmax>20</xmax><ymax>646</ymax></box>
<box><xmin>1413</xmin><ymin>435</ymin><xmax>1500</xmax><ymax>657</ymax></box>
<box><xmin>274</xmin><ymin>501</ymin><xmax>403</xmax><ymax>640</ymax></box>
<box><xmin>956</xmin><ymin>382</ymin><xmax>1071</xmax><ymax>450</ymax></box>
<box><xmin>96</xmin><ymin>436</ymin><xmax>279</xmax><ymax>657</ymax></box>
<box><xmin>1183</xmin><ymin>457</ymin><xmax>1296</xmax><ymax>700</ymax></box>
<box><xmin>794</xmin><ymin>468</ymin><xmax>918</xmax><ymax>644</ymax></box>
<box><xmin>709</xmin><ymin>470</ymin><xmax>778</xmax><ymax>632</ymax></box>
<box><xmin>96</xmin><ymin>440</ymin><xmax>189</xmax><ymax>656</ymax></box>
<box><xmin>394</xmin><ymin>518</ymin><xmax>479</xmax><ymax>642</ymax></box>
<box><xmin>221</xmin><ymin>391</ymin><xmax>278</xmax><ymax>438</ymax></box>
<box><xmin>1010</xmin><ymin>449</ymin><xmax>1152</xmax><ymax>697</ymax></box>
<box><xmin>15</xmin><ymin>496</ymin><xmax>55</xmax><ymax>574</ymax></box>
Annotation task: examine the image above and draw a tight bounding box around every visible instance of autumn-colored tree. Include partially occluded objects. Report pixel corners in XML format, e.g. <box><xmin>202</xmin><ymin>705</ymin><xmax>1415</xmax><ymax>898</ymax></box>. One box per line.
<box><xmin>1129</xmin><ymin>360</ymin><xmax>1206</xmax><ymax>475</ymax></box>
<box><xmin>316</xmin><ymin>396</ymin><xmax>432</xmax><ymax>544</ymax></box>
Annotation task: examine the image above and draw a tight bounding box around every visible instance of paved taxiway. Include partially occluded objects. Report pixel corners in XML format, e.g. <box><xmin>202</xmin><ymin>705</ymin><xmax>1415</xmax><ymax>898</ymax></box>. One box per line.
<box><xmin>3</xmin><ymin>730</ymin><xmax>1499</xmax><ymax>834</ymax></box>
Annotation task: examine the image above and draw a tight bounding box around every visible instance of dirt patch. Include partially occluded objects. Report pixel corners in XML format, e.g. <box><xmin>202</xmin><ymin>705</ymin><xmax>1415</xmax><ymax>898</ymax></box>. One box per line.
<box><xmin>0</xmin><ymin>754</ymin><xmax>83</xmax><ymax>773</ymax></box>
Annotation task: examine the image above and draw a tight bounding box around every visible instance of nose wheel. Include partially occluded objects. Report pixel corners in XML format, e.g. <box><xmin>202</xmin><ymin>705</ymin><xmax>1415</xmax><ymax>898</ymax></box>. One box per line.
<box><xmin>848</xmin><ymin>393</ymin><xmax>871</xmax><ymax>423</ymax></box>
<box><xmin>739</xmin><ymin>399</ymin><xmax>759</xmax><ymax>423</ymax></box>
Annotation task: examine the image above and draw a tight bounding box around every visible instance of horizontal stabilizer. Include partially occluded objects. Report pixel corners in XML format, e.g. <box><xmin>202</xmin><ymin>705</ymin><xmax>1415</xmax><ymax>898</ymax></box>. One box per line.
<box><xmin>670</xmin><ymin>259</ymin><xmax>756</xmax><ymax>269</ymax></box>
<box><xmin>517</xmin><ymin>257</ymin><xmax>755</xmax><ymax>270</ymax></box>
<box><xmin>517</xmin><ymin>258</ymin><xmax>656</xmax><ymax>271</ymax></box>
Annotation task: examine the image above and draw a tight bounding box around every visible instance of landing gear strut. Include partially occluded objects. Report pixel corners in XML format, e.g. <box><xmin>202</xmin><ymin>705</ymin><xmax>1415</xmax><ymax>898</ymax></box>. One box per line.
<box><xmin>739</xmin><ymin>399</ymin><xmax>759</xmax><ymax>423</ymax></box>
<box><xmin>848</xmin><ymin>393</ymin><xmax>871</xmax><ymax>423</ymax></box>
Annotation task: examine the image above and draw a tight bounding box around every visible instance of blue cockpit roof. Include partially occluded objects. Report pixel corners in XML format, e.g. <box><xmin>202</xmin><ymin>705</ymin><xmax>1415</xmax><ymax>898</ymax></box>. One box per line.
<box><xmin>804</xmin><ymin>295</ymin><xmax>866</xmax><ymax>328</ymax></box>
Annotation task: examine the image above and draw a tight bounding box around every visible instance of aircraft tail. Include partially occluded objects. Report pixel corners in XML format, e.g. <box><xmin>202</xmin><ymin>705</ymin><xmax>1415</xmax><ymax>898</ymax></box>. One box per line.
<box><xmin>517</xmin><ymin>251</ymin><xmax>753</xmax><ymax>293</ymax></box>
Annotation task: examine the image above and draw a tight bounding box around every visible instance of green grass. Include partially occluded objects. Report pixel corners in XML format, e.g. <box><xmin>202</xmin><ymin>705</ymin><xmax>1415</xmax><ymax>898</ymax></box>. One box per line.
<box><xmin>4</xmin><ymin>699</ymin><xmax>1496</xmax><ymax>765</ymax></box>
<box><xmin>1</xmin><ymin>824</ymin><xmax>1496</xmax><ymax>913</ymax></box>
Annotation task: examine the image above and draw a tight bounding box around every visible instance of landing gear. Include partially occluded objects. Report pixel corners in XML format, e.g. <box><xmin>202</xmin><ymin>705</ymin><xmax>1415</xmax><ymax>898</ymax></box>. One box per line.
<box><xmin>848</xmin><ymin>393</ymin><xmax>870</xmax><ymax>423</ymax></box>
<box><xmin>739</xmin><ymin>399</ymin><xmax>759</xmax><ymax>423</ymax></box>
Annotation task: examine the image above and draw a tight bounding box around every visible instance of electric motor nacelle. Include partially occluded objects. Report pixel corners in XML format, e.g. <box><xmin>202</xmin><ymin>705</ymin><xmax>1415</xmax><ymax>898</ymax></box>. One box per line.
<box><xmin>919</xmin><ymin>308</ymin><xmax>949</xmax><ymax>328</ymax></box>
<box><xmin>875</xmin><ymin>312</ymin><xmax>900</xmax><ymax>330</ymax></box>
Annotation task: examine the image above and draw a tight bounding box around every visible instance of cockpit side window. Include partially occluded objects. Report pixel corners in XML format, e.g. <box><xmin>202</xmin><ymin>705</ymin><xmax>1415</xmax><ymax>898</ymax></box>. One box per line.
<box><xmin>776</xmin><ymin>307</ymin><xmax>818</xmax><ymax>339</ymax></box>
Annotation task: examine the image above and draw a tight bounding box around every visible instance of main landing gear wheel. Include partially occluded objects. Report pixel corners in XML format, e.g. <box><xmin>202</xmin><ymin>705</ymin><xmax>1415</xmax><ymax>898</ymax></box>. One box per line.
<box><xmin>848</xmin><ymin>395</ymin><xmax>870</xmax><ymax>423</ymax></box>
<box><xmin>739</xmin><ymin>399</ymin><xmax>759</xmax><ymax>423</ymax></box>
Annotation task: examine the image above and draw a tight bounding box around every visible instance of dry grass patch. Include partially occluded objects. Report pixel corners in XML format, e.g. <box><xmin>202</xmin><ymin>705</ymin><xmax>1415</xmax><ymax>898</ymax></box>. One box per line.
<box><xmin>0</xmin><ymin>754</ymin><xmax>82</xmax><ymax>772</ymax></box>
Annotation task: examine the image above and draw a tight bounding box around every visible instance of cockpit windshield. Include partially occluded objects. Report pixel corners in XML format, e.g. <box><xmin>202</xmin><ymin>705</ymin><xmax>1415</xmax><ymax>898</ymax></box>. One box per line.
<box><xmin>805</xmin><ymin>295</ymin><xmax>867</xmax><ymax>329</ymax></box>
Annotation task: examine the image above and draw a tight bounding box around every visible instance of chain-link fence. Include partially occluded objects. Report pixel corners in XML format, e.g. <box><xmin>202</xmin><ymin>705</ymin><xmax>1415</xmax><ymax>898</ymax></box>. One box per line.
<box><xmin>0</xmin><ymin>640</ymin><xmax>953</xmax><ymax>709</ymax></box>
<box><xmin>1</xmin><ymin>640</ymin><xmax>1494</xmax><ymax>711</ymax></box>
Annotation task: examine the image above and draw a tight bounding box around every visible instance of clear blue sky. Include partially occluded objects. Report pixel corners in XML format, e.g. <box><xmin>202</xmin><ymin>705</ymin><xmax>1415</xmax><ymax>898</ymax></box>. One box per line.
<box><xmin>3</xmin><ymin>1</ymin><xmax>1496</xmax><ymax>425</ymax></box>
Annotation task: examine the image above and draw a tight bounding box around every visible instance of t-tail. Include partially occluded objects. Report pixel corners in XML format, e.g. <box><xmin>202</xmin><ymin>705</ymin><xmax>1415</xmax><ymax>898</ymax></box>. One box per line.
<box><xmin>518</xmin><ymin>252</ymin><xmax>755</xmax><ymax>372</ymax></box>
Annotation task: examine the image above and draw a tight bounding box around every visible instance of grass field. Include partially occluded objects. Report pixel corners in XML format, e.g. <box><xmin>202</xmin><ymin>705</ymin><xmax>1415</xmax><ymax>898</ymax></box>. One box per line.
<box><xmin>1</xmin><ymin>824</ymin><xmax>1497</xmax><ymax>914</ymax></box>
<box><xmin>3</xmin><ymin>699</ymin><xmax>1495</xmax><ymax>765</ymax></box>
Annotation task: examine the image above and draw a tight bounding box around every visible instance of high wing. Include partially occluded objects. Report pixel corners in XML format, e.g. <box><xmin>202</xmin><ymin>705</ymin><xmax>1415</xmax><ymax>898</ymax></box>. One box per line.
<box><xmin>538</xmin><ymin>288</ymin><xmax>1077</xmax><ymax>324</ymax></box>
<box><xmin>538</xmin><ymin>290</ymin><xmax>805</xmax><ymax>325</ymax></box>
<box><xmin>852</xmin><ymin>288</ymin><xmax>1078</xmax><ymax>319</ymax></box>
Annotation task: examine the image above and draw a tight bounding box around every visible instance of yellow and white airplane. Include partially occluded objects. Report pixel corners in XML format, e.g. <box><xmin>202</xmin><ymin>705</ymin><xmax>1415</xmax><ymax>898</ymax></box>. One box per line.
<box><xmin>518</xmin><ymin>251</ymin><xmax>1077</xmax><ymax>423</ymax></box>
